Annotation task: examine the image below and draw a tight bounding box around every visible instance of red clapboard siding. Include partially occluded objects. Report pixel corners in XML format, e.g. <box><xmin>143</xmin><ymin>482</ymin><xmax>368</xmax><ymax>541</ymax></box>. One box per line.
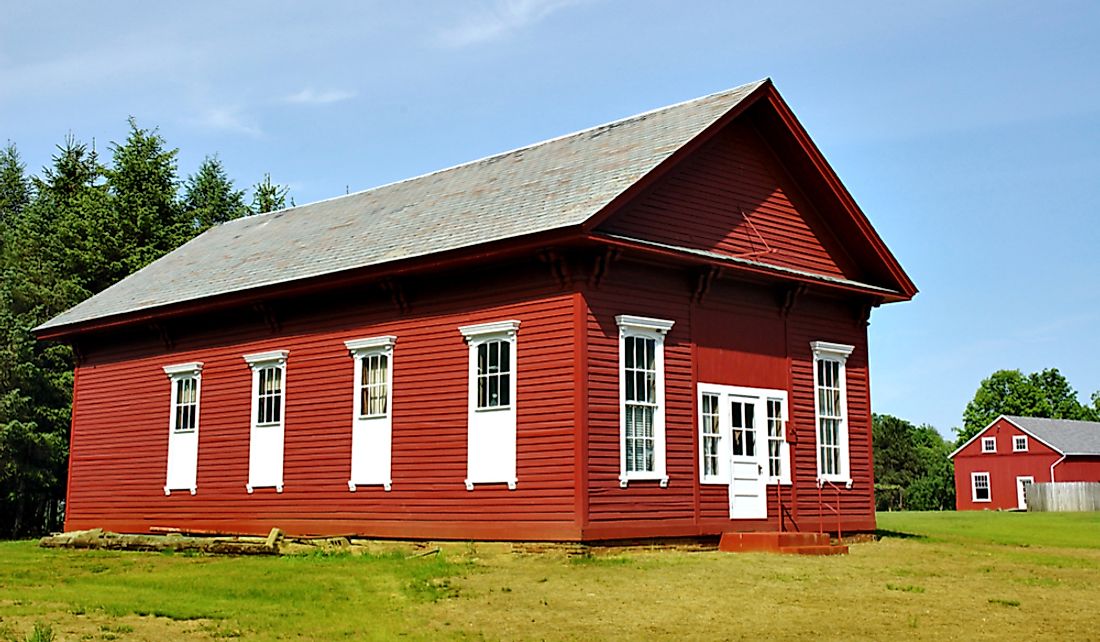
<box><xmin>580</xmin><ymin>261</ymin><xmax>875</xmax><ymax>538</ymax></box>
<box><xmin>597</xmin><ymin>120</ymin><xmax>859</xmax><ymax>281</ymax></box>
<box><xmin>785</xmin><ymin>297</ymin><xmax>874</xmax><ymax>524</ymax></box>
<box><xmin>66</xmin><ymin>271</ymin><xmax>583</xmax><ymax>540</ymax></box>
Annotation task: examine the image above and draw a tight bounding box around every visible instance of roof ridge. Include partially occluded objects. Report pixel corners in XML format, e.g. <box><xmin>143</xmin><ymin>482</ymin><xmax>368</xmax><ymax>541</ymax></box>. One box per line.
<box><xmin>225</xmin><ymin>78</ymin><xmax>770</xmax><ymax>225</ymax></box>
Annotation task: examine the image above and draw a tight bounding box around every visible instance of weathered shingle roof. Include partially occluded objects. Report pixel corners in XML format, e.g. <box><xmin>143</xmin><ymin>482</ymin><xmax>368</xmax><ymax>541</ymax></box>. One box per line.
<box><xmin>38</xmin><ymin>80</ymin><xmax>766</xmax><ymax>333</ymax></box>
<box><xmin>1005</xmin><ymin>416</ymin><xmax>1100</xmax><ymax>455</ymax></box>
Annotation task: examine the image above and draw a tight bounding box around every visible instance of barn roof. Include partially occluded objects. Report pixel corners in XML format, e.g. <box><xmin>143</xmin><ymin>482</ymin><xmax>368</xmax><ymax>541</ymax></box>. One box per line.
<box><xmin>1004</xmin><ymin>416</ymin><xmax>1100</xmax><ymax>455</ymax></box>
<box><xmin>38</xmin><ymin>80</ymin><xmax>768</xmax><ymax>333</ymax></box>
<box><xmin>950</xmin><ymin>415</ymin><xmax>1100</xmax><ymax>458</ymax></box>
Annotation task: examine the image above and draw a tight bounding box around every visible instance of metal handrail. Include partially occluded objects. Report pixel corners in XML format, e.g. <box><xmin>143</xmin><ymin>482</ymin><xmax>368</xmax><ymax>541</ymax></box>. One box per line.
<box><xmin>816</xmin><ymin>478</ymin><xmax>844</xmax><ymax>541</ymax></box>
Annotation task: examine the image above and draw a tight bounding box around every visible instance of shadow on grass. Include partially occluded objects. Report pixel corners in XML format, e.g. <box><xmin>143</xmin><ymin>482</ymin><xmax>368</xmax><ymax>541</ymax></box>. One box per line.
<box><xmin>874</xmin><ymin>529</ymin><xmax>927</xmax><ymax>541</ymax></box>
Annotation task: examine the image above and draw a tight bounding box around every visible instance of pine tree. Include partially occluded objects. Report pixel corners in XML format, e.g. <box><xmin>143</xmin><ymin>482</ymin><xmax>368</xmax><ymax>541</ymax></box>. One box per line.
<box><xmin>0</xmin><ymin>142</ymin><xmax>30</xmax><ymax>229</ymax></box>
<box><xmin>251</xmin><ymin>173</ymin><xmax>291</xmax><ymax>214</ymax></box>
<box><xmin>105</xmin><ymin>118</ymin><xmax>185</xmax><ymax>273</ymax></box>
<box><xmin>183</xmin><ymin>155</ymin><xmax>250</xmax><ymax>232</ymax></box>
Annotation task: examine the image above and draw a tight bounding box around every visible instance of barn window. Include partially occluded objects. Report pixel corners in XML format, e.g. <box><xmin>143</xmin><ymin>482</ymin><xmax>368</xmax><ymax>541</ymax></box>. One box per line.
<box><xmin>617</xmin><ymin>315</ymin><xmax>674</xmax><ymax>488</ymax></box>
<box><xmin>459</xmin><ymin>320</ymin><xmax>520</xmax><ymax>490</ymax></box>
<box><xmin>981</xmin><ymin>437</ymin><xmax>996</xmax><ymax>453</ymax></box>
<box><xmin>811</xmin><ymin>341</ymin><xmax>854</xmax><ymax>486</ymax></box>
<box><xmin>345</xmin><ymin>336</ymin><xmax>396</xmax><ymax>492</ymax></box>
<box><xmin>971</xmin><ymin>472</ymin><xmax>991</xmax><ymax>502</ymax></box>
<box><xmin>244</xmin><ymin>350</ymin><xmax>289</xmax><ymax>493</ymax></box>
<box><xmin>1013</xmin><ymin>435</ymin><xmax>1028</xmax><ymax>452</ymax></box>
<box><xmin>163</xmin><ymin>362</ymin><xmax>203</xmax><ymax>495</ymax></box>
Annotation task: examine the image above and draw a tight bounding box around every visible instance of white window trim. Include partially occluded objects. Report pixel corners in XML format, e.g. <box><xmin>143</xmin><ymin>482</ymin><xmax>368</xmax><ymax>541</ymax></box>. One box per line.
<box><xmin>1013</xmin><ymin>435</ymin><xmax>1028</xmax><ymax>452</ymax></box>
<box><xmin>697</xmin><ymin>383</ymin><xmax>790</xmax><ymax>486</ymax></box>
<box><xmin>459</xmin><ymin>320</ymin><xmax>520</xmax><ymax>490</ymax></box>
<box><xmin>162</xmin><ymin>362</ymin><xmax>203</xmax><ymax>496</ymax></box>
<box><xmin>981</xmin><ymin>437</ymin><xmax>997</xmax><ymax>453</ymax></box>
<box><xmin>243</xmin><ymin>349</ymin><xmax>289</xmax><ymax>494</ymax></box>
<box><xmin>811</xmin><ymin>341</ymin><xmax>854</xmax><ymax>488</ymax></box>
<box><xmin>345</xmin><ymin>336</ymin><xmax>396</xmax><ymax>491</ymax></box>
<box><xmin>971</xmin><ymin>471</ymin><xmax>991</xmax><ymax>503</ymax></box>
<box><xmin>617</xmin><ymin>315</ymin><xmax>674</xmax><ymax>488</ymax></box>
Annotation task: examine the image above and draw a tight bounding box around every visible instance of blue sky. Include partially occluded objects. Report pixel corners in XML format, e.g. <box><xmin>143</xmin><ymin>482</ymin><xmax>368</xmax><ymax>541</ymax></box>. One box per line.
<box><xmin>2</xmin><ymin>1</ymin><xmax>1098</xmax><ymax>437</ymax></box>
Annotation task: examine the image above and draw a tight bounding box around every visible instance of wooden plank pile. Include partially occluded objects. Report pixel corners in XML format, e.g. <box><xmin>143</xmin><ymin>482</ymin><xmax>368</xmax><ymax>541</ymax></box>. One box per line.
<box><xmin>39</xmin><ymin>527</ymin><xmax>298</xmax><ymax>555</ymax></box>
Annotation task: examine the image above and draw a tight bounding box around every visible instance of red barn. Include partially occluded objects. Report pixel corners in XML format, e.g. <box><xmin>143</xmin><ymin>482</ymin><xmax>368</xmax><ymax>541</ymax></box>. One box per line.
<box><xmin>950</xmin><ymin>415</ymin><xmax>1100</xmax><ymax>511</ymax></box>
<box><xmin>36</xmin><ymin>79</ymin><xmax>916</xmax><ymax>541</ymax></box>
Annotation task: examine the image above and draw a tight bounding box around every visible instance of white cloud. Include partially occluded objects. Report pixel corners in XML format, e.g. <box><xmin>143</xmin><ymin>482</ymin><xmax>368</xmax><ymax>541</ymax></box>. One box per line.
<box><xmin>191</xmin><ymin>106</ymin><xmax>263</xmax><ymax>138</ymax></box>
<box><xmin>282</xmin><ymin>88</ymin><xmax>356</xmax><ymax>105</ymax></box>
<box><xmin>437</xmin><ymin>0</ymin><xmax>586</xmax><ymax>48</ymax></box>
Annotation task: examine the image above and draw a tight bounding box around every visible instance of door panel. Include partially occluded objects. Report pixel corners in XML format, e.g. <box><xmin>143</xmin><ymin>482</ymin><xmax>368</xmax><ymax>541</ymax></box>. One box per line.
<box><xmin>729</xmin><ymin>398</ymin><xmax>766</xmax><ymax>519</ymax></box>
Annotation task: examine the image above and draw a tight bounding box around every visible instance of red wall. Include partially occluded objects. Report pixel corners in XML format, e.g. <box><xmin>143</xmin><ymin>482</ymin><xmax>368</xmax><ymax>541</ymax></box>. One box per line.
<box><xmin>598</xmin><ymin>119</ymin><xmax>860</xmax><ymax>282</ymax></box>
<box><xmin>580</xmin><ymin>262</ymin><xmax>874</xmax><ymax>540</ymax></box>
<box><xmin>952</xmin><ymin>418</ymin><xmax>1060</xmax><ymax>510</ymax></box>
<box><xmin>68</xmin><ymin>265</ymin><xmax>583</xmax><ymax>540</ymax></box>
<box><xmin>1056</xmin><ymin>456</ymin><xmax>1100</xmax><ymax>482</ymax></box>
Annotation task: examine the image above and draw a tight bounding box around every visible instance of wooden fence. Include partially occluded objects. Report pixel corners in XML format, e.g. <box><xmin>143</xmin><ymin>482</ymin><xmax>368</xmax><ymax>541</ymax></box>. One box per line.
<box><xmin>1027</xmin><ymin>482</ymin><xmax>1100</xmax><ymax>512</ymax></box>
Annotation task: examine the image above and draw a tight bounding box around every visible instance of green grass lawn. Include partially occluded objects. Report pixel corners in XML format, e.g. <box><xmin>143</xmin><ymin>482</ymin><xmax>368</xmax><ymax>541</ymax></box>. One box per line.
<box><xmin>2</xmin><ymin>512</ymin><xmax>1100</xmax><ymax>641</ymax></box>
<box><xmin>877</xmin><ymin>510</ymin><xmax>1100</xmax><ymax>549</ymax></box>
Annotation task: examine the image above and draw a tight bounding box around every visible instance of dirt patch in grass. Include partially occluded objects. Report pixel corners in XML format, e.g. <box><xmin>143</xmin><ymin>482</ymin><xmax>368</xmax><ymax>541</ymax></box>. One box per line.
<box><xmin>0</xmin><ymin>611</ymin><xmax>225</xmax><ymax>642</ymax></box>
<box><xmin>420</xmin><ymin>533</ymin><xmax>1100</xmax><ymax>641</ymax></box>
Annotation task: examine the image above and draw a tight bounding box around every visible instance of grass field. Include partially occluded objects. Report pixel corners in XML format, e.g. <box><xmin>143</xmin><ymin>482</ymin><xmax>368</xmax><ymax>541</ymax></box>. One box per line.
<box><xmin>2</xmin><ymin>512</ymin><xmax>1099</xmax><ymax>641</ymax></box>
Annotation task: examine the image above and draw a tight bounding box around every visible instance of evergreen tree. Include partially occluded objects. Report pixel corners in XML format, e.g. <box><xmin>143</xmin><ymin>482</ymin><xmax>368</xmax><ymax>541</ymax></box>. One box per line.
<box><xmin>105</xmin><ymin>118</ymin><xmax>185</xmax><ymax>273</ymax></box>
<box><xmin>251</xmin><ymin>173</ymin><xmax>290</xmax><ymax>214</ymax></box>
<box><xmin>0</xmin><ymin>138</ymin><xmax>105</xmax><ymax>536</ymax></box>
<box><xmin>0</xmin><ymin>143</ymin><xmax>30</xmax><ymax>229</ymax></box>
<box><xmin>183</xmin><ymin>155</ymin><xmax>249</xmax><ymax>232</ymax></box>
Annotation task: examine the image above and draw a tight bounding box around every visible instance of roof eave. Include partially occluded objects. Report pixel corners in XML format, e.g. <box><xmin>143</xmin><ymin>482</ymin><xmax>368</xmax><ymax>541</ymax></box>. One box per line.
<box><xmin>34</xmin><ymin>225</ymin><xmax>589</xmax><ymax>342</ymax></box>
<box><xmin>588</xmin><ymin>232</ymin><xmax>904</xmax><ymax>302</ymax></box>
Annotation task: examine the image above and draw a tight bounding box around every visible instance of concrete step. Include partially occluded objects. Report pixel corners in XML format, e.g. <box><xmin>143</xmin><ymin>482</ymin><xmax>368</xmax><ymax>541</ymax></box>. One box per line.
<box><xmin>718</xmin><ymin>531</ymin><xmax>831</xmax><ymax>553</ymax></box>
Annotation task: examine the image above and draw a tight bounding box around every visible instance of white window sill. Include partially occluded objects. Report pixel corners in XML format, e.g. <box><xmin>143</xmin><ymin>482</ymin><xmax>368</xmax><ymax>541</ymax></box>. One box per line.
<box><xmin>619</xmin><ymin>474</ymin><xmax>670</xmax><ymax>488</ymax></box>
<box><xmin>163</xmin><ymin>486</ymin><xmax>197</xmax><ymax>496</ymax></box>
<box><xmin>474</xmin><ymin>405</ymin><xmax>512</xmax><ymax>413</ymax></box>
<box><xmin>767</xmin><ymin>479</ymin><xmax>793</xmax><ymax>486</ymax></box>
<box><xmin>357</xmin><ymin>414</ymin><xmax>388</xmax><ymax>421</ymax></box>
<box><xmin>700</xmin><ymin>478</ymin><xmax>728</xmax><ymax>485</ymax></box>
<box><xmin>254</xmin><ymin>422</ymin><xmax>282</xmax><ymax>428</ymax></box>
<box><xmin>172</xmin><ymin>428</ymin><xmax>197</xmax><ymax>434</ymax></box>
<box><xmin>817</xmin><ymin>477</ymin><xmax>853</xmax><ymax>489</ymax></box>
<box><xmin>973</xmin><ymin>498</ymin><xmax>991</xmax><ymax>503</ymax></box>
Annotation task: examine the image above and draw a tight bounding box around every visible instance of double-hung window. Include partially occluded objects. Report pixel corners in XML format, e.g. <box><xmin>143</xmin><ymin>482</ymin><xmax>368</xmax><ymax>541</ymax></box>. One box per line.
<box><xmin>244</xmin><ymin>350</ymin><xmax>289</xmax><ymax>493</ymax></box>
<box><xmin>459</xmin><ymin>320</ymin><xmax>520</xmax><ymax>490</ymax></box>
<box><xmin>1013</xmin><ymin>435</ymin><xmax>1028</xmax><ymax>452</ymax></box>
<box><xmin>617</xmin><ymin>315</ymin><xmax>674</xmax><ymax>488</ymax></box>
<box><xmin>982</xmin><ymin>437</ymin><xmax>997</xmax><ymax>453</ymax></box>
<box><xmin>345</xmin><ymin>336</ymin><xmax>396</xmax><ymax>491</ymax></box>
<box><xmin>972</xmin><ymin>472</ymin><xmax>991</xmax><ymax>502</ymax></box>
<box><xmin>163</xmin><ymin>362</ymin><xmax>203</xmax><ymax>495</ymax></box>
<box><xmin>811</xmin><ymin>341</ymin><xmax>854</xmax><ymax>486</ymax></box>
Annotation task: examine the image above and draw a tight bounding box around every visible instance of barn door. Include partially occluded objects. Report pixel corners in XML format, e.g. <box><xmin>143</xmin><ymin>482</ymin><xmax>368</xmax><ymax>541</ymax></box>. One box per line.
<box><xmin>728</xmin><ymin>397</ymin><xmax>767</xmax><ymax>519</ymax></box>
<box><xmin>1016</xmin><ymin>476</ymin><xmax>1034</xmax><ymax>510</ymax></box>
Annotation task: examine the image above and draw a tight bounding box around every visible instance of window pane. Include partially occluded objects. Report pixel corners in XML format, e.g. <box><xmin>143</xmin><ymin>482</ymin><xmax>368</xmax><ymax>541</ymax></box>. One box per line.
<box><xmin>499</xmin><ymin>341</ymin><xmax>510</xmax><ymax>375</ymax></box>
<box><xmin>477</xmin><ymin>343</ymin><xmax>487</xmax><ymax>376</ymax></box>
<box><xmin>499</xmin><ymin>373</ymin><xmax>510</xmax><ymax>406</ymax></box>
